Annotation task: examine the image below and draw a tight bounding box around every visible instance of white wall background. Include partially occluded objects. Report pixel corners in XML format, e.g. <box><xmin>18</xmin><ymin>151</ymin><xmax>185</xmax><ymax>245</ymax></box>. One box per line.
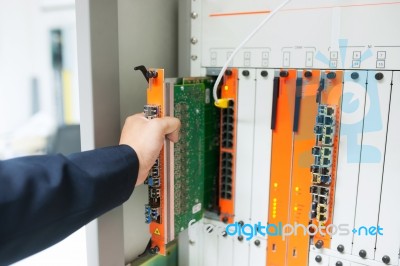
<box><xmin>0</xmin><ymin>0</ymin><xmax>38</xmax><ymax>135</ymax></box>
<box><xmin>0</xmin><ymin>0</ymin><xmax>86</xmax><ymax>265</ymax></box>
<box><xmin>0</xmin><ymin>0</ymin><xmax>79</xmax><ymax>137</ymax></box>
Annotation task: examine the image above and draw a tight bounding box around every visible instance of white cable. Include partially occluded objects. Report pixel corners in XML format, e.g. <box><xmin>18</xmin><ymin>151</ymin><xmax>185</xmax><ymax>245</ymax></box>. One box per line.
<box><xmin>212</xmin><ymin>0</ymin><xmax>292</xmax><ymax>105</ymax></box>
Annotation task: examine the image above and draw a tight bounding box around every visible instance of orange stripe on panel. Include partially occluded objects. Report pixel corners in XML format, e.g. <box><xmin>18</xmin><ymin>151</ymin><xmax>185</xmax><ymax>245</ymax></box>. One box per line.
<box><xmin>210</xmin><ymin>10</ymin><xmax>271</xmax><ymax>17</ymax></box>
<box><xmin>209</xmin><ymin>2</ymin><xmax>400</xmax><ymax>17</ymax></box>
<box><xmin>266</xmin><ymin>69</ymin><xmax>296</xmax><ymax>266</ymax></box>
<box><xmin>286</xmin><ymin>70</ymin><xmax>320</xmax><ymax>266</ymax></box>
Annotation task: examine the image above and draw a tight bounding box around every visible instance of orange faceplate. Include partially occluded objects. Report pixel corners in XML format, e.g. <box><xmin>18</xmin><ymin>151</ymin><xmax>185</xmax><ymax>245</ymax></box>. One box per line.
<box><xmin>266</xmin><ymin>69</ymin><xmax>297</xmax><ymax>266</ymax></box>
<box><xmin>312</xmin><ymin>70</ymin><xmax>343</xmax><ymax>249</ymax></box>
<box><xmin>219</xmin><ymin>68</ymin><xmax>238</xmax><ymax>224</ymax></box>
<box><xmin>147</xmin><ymin>69</ymin><xmax>167</xmax><ymax>255</ymax></box>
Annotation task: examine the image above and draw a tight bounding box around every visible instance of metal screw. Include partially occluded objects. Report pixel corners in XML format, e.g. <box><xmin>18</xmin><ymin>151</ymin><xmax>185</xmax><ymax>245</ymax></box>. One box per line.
<box><xmin>351</xmin><ymin>72</ymin><xmax>359</xmax><ymax>80</ymax></box>
<box><xmin>238</xmin><ymin>221</ymin><xmax>244</xmax><ymax>227</ymax></box>
<box><xmin>261</xmin><ymin>70</ymin><xmax>268</xmax><ymax>77</ymax></box>
<box><xmin>304</xmin><ymin>71</ymin><xmax>312</xmax><ymax>78</ymax></box>
<box><xmin>190</xmin><ymin>12</ymin><xmax>198</xmax><ymax>19</ymax></box>
<box><xmin>336</xmin><ymin>261</ymin><xmax>343</xmax><ymax>266</ymax></box>
<box><xmin>327</xmin><ymin>72</ymin><xmax>336</xmax><ymax>79</ymax></box>
<box><xmin>242</xmin><ymin>70</ymin><xmax>250</xmax><ymax>77</ymax></box>
<box><xmin>225</xmin><ymin>70</ymin><xmax>232</xmax><ymax>76</ymax></box>
<box><xmin>190</xmin><ymin>37</ymin><xmax>198</xmax><ymax>44</ymax></box>
<box><xmin>315</xmin><ymin>255</ymin><xmax>322</xmax><ymax>263</ymax></box>
<box><xmin>238</xmin><ymin>235</ymin><xmax>243</xmax><ymax>241</ymax></box>
<box><xmin>280</xmin><ymin>70</ymin><xmax>289</xmax><ymax>77</ymax></box>
<box><xmin>382</xmin><ymin>255</ymin><xmax>390</xmax><ymax>264</ymax></box>
<box><xmin>359</xmin><ymin>249</ymin><xmax>367</xmax><ymax>258</ymax></box>
<box><xmin>337</xmin><ymin>244</ymin><xmax>344</xmax><ymax>253</ymax></box>
<box><xmin>191</xmin><ymin>55</ymin><xmax>198</xmax><ymax>61</ymax></box>
<box><xmin>222</xmin><ymin>216</ymin><xmax>228</xmax><ymax>223</ymax></box>
<box><xmin>254</xmin><ymin>240</ymin><xmax>260</xmax><ymax>246</ymax></box>
<box><xmin>315</xmin><ymin>240</ymin><xmax>324</xmax><ymax>249</ymax></box>
<box><xmin>375</xmin><ymin>72</ymin><xmax>384</xmax><ymax>80</ymax></box>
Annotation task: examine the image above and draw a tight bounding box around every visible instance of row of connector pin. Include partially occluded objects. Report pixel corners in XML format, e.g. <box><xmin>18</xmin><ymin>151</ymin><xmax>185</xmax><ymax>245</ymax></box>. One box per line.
<box><xmin>310</xmin><ymin>104</ymin><xmax>336</xmax><ymax>222</ymax></box>
<box><xmin>221</xmin><ymin>100</ymin><xmax>235</xmax><ymax>148</ymax></box>
<box><xmin>220</xmin><ymin>99</ymin><xmax>235</xmax><ymax>201</ymax></box>
<box><xmin>144</xmin><ymin>105</ymin><xmax>162</xmax><ymax>224</ymax></box>
<box><xmin>220</xmin><ymin>152</ymin><xmax>233</xmax><ymax>200</ymax></box>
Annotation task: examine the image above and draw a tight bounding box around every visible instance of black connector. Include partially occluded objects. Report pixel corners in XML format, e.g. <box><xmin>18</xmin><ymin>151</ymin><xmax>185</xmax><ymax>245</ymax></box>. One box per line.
<box><xmin>310</xmin><ymin>165</ymin><xmax>320</xmax><ymax>174</ymax></box>
<box><xmin>314</xmin><ymin>125</ymin><xmax>323</xmax><ymax>135</ymax></box>
<box><xmin>310</xmin><ymin>210</ymin><xmax>317</xmax><ymax>219</ymax></box>
<box><xmin>321</xmin><ymin>147</ymin><xmax>332</xmax><ymax>156</ymax></box>
<box><xmin>150</xmin><ymin>188</ymin><xmax>160</xmax><ymax>199</ymax></box>
<box><xmin>222</xmin><ymin>167</ymin><xmax>232</xmax><ymax>176</ymax></box>
<box><xmin>321</xmin><ymin>167</ymin><xmax>331</xmax><ymax>175</ymax></box>
<box><xmin>320</xmin><ymin>175</ymin><xmax>331</xmax><ymax>184</ymax></box>
<box><xmin>318</xmin><ymin>214</ymin><xmax>327</xmax><ymax>221</ymax></box>
<box><xmin>318</xmin><ymin>105</ymin><xmax>335</xmax><ymax>116</ymax></box>
<box><xmin>324</xmin><ymin>116</ymin><xmax>334</xmax><ymax>125</ymax></box>
<box><xmin>310</xmin><ymin>186</ymin><xmax>318</xmax><ymax>194</ymax></box>
<box><xmin>312</xmin><ymin>146</ymin><xmax>321</xmax><ymax>156</ymax></box>
<box><xmin>316</xmin><ymin>115</ymin><xmax>324</xmax><ymax>124</ymax></box>
<box><xmin>150</xmin><ymin>167</ymin><xmax>159</xmax><ymax>178</ymax></box>
<box><xmin>320</xmin><ymin>157</ymin><xmax>331</xmax><ymax>166</ymax></box>
<box><xmin>322</xmin><ymin>136</ymin><xmax>333</xmax><ymax>146</ymax></box>
<box><xmin>148</xmin><ymin>194</ymin><xmax>161</xmax><ymax>208</ymax></box>
<box><xmin>221</xmin><ymin>101</ymin><xmax>235</xmax><ymax>149</ymax></box>
<box><xmin>318</xmin><ymin>196</ymin><xmax>328</xmax><ymax>205</ymax></box>
<box><xmin>323</xmin><ymin>125</ymin><xmax>334</xmax><ymax>135</ymax></box>
<box><xmin>312</xmin><ymin>201</ymin><xmax>318</xmax><ymax>210</ymax></box>
<box><xmin>221</xmin><ymin>152</ymin><xmax>233</xmax><ymax>199</ymax></box>
<box><xmin>320</xmin><ymin>187</ymin><xmax>329</xmax><ymax>196</ymax></box>
<box><xmin>222</xmin><ymin>176</ymin><xmax>232</xmax><ymax>184</ymax></box>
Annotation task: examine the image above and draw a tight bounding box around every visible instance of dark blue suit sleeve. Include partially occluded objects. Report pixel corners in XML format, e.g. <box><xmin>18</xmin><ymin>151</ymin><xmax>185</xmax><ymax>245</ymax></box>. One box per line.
<box><xmin>0</xmin><ymin>144</ymin><xmax>139</xmax><ymax>265</ymax></box>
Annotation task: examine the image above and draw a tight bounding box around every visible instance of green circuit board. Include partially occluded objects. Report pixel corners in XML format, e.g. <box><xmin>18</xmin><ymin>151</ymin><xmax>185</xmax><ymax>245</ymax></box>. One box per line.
<box><xmin>173</xmin><ymin>78</ymin><xmax>220</xmax><ymax>234</ymax></box>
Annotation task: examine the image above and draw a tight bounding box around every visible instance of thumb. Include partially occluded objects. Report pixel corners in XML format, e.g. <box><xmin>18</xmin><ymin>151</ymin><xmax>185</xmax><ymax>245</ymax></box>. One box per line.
<box><xmin>158</xmin><ymin>117</ymin><xmax>181</xmax><ymax>142</ymax></box>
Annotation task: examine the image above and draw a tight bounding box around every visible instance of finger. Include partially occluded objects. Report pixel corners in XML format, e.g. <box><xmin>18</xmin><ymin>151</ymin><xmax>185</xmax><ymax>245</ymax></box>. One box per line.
<box><xmin>158</xmin><ymin>117</ymin><xmax>181</xmax><ymax>135</ymax></box>
<box><xmin>166</xmin><ymin>129</ymin><xmax>180</xmax><ymax>143</ymax></box>
<box><xmin>134</xmin><ymin>112</ymin><xmax>146</xmax><ymax>119</ymax></box>
<box><xmin>125</xmin><ymin>113</ymin><xmax>146</xmax><ymax>124</ymax></box>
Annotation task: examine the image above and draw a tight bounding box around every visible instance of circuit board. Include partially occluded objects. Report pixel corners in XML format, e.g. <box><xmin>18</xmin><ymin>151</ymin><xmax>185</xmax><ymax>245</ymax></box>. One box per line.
<box><xmin>173</xmin><ymin>78</ymin><xmax>220</xmax><ymax>234</ymax></box>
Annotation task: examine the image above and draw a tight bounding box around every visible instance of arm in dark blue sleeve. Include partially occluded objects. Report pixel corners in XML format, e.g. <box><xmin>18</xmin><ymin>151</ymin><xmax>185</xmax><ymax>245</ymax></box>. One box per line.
<box><xmin>0</xmin><ymin>145</ymin><xmax>139</xmax><ymax>265</ymax></box>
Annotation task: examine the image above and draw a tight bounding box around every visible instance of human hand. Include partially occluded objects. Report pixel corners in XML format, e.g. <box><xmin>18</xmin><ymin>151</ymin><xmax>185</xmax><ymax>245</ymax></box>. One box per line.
<box><xmin>119</xmin><ymin>113</ymin><xmax>181</xmax><ymax>186</ymax></box>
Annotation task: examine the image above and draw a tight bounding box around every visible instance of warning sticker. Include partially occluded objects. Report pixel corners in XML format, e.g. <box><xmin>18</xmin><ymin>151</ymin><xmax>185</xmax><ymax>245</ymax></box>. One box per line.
<box><xmin>154</xmin><ymin>228</ymin><xmax>160</xmax><ymax>235</ymax></box>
